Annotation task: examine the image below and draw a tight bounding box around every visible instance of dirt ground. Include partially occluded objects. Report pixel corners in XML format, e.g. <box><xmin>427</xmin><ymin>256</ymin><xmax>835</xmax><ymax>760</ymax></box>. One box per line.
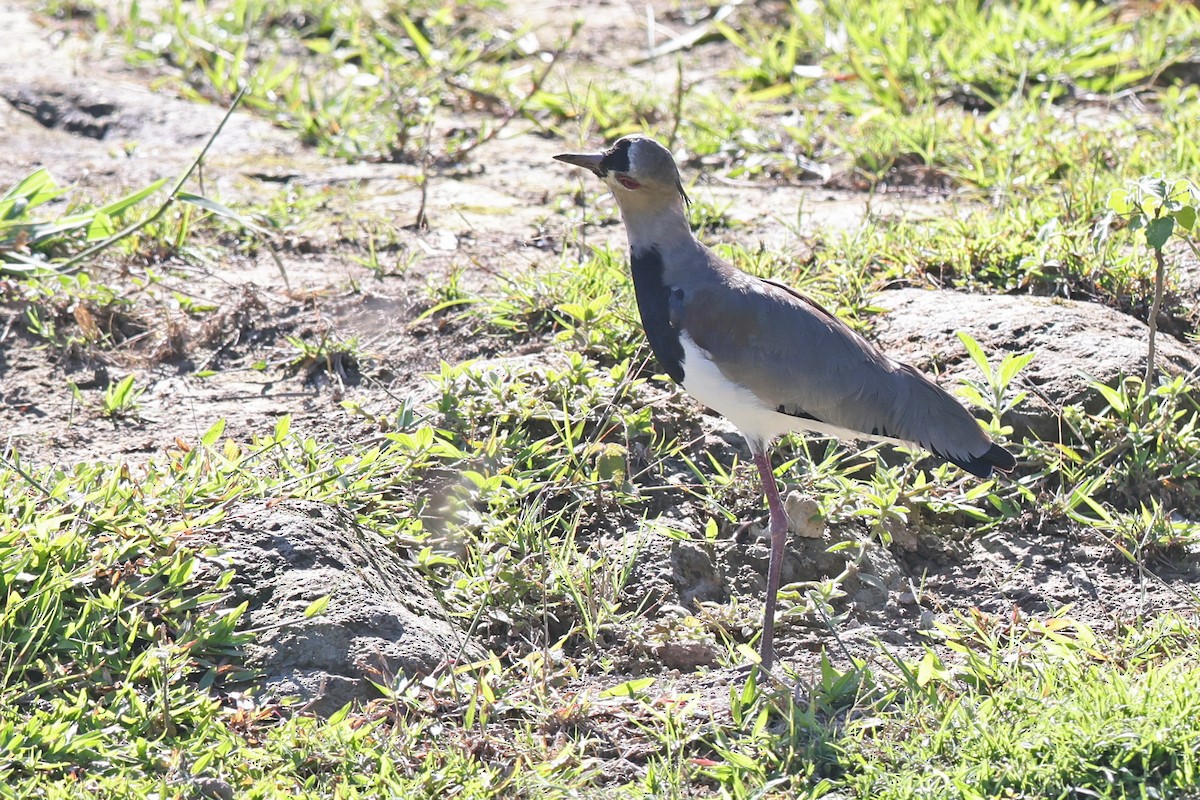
<box><xmin>1</xmin><ymin>0</ymin><xmax>1197</xmax><ymax>697</ymax></box>
<box><xmin>0</xmin><ymin>0</ymin><xmax>956</xmax><ymax>468</ymax></box>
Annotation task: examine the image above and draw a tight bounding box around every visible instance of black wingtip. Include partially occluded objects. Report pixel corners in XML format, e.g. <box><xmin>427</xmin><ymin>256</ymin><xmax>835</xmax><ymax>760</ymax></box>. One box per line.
<box><xmin>950</xmin><ymin>443</ymin><xmax>1016</xmax><ymax>479</ymax></box>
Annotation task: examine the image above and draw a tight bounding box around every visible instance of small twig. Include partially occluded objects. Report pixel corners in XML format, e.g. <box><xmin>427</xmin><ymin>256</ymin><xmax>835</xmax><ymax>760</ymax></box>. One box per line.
<box><xmin>645</xmin><ymin>4</ymin><xmax>656</xmax><ymax>57</ymax></box>
<box><xmin>813</xmin><ymin>593</ymin><xmax>860</xmax><ymax>669</ymax></box>
<box><xmin>59</xmin><ymin>86</ymin><xmax>249</xmax><ymax>274</ymax></box>
<box><xmin>1180</xmin><ymin>231</ymin><xmax>1200</xmax><ymax>266</ymax></box>
<box><xmin>414</xmin><ymin>117</ymin><xmax>435</xmax><ymax>230</ymax></box>
<box><xmin>634</xmin><ymin>2</ymin><xmax>741</xmax><ymax>64</ymax></box>
<box><xmin>666</xmin><ymin>58</ymin><xmax>686</xmax><ymax>152</ymax></box>
<box><xmin>1142</xmin><ymin>246</ymin><xmax>1166</xmax><ymax>397</ymax></box>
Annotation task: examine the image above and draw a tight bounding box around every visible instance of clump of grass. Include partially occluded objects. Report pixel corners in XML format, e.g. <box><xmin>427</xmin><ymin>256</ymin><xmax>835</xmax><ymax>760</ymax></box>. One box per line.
<box><xmin>285</xmin><ymin>330</ymin><xmax>365</xmax><ymax>386</ymax></box>
<box><xmin>838</xmin><ymin>615</ymin><xmax>1200</xmax><ymax>799</ymax></box>
<box><xmin>115</xmin><ymin>0</ymin><xmax>571</xmax><ymax>164</ymax></box>
<box><xmin>0</xmin><ymin>446</ymin><xmax>247</xmax><ymax>790</ymax></box>
<box><xmin>100</xmin><ymin>374</ymin><xmax>145</xmax><ymax>419</ymax></box>
<box><xmin>697</xmin><ymin>613</ymin><xmax>1200</xmax><ymax>799</ymax></box>
<box><xmin>0</xmin><ymin>168</ymin><xmax>167</xmax><ymax>269</ymax></box>
<box><xmin>1045</xmin><ymin>375</ymin><xmax>1200</xmax><ymax>521</ymax></box>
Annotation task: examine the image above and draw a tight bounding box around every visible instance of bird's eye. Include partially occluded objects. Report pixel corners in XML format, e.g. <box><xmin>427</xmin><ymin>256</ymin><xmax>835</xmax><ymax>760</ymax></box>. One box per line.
<box><xmin>616</xmin><ymin>176</ymin><xmax>641</xmax><ymax>190</ymax></box>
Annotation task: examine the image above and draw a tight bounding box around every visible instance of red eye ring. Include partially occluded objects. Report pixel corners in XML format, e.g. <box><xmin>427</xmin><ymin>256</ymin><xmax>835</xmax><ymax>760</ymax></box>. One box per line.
<box><xmin>617</xmin><ymin>176</ymin><xmax>641</xmax><ymax>190</ymax></box>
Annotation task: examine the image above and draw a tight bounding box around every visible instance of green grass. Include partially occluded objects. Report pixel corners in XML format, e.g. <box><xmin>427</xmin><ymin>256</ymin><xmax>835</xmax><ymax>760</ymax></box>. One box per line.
<box><xmin>841</xmin><ymin>617</ymin><xmax>1200</xmax><ymax>799</ymax></box>
<box><xmin>7</xmin><ymin>0</ymin><xmax>1200</xmax><ymax>795</ymax></box>
<box><xmin>110</xmin><ymin>0</ymin><xmax>562</xmax><ymax>164</ymax></box>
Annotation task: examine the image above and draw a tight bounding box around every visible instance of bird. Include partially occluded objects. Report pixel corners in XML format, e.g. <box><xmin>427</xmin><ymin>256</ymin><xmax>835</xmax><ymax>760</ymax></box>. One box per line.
<box><xmin>554</xmin><ymin>135</ymin><xmax>1015</xmax><ymax>671</ymax></box>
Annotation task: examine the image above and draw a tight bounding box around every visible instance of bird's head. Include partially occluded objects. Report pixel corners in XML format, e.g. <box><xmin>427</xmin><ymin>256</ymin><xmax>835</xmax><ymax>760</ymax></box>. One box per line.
<box><xmin>554</xmin><ymin>135</ymin><xmax>690</xmax><ymax>209</ymax></box>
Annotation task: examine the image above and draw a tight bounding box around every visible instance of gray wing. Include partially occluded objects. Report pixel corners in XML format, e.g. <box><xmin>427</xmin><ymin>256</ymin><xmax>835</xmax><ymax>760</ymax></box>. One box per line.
<box><xmin>676</xmin><ymin>271</ymin><xmax>1009</xmax><ymax>475</ymax></box>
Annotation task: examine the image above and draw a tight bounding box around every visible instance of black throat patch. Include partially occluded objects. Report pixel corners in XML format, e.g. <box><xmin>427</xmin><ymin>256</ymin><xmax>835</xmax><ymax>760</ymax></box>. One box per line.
<box><xmin>629</xmin><ymin>247</ymin><xmax>685</xmax><ymax>384</ymax></box>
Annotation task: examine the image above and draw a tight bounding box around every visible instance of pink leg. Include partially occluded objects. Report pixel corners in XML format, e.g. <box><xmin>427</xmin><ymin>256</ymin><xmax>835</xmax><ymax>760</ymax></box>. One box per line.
<box><xmin>753</xmin><ymin>450</ymin><xmax>788</xmax><ymax>671</ymax></box>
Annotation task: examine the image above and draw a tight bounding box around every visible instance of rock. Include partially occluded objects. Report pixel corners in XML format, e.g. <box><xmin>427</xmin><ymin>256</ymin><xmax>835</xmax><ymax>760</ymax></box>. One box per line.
<box><xmin>197</xmin><ymin>500</ymin><xmax>473</xmax><ymax>716</ymax></box>
<box><xmin>872</xmin><ymin>288</ymin><xmax>1200</xmax><ymax>439</ymax></box>
<box><xmin>784</xmin><ymin>493</ymin><xmax>824</xmax><ymax>538</ymax></box>
<box><xmin>883</xmin><ymin>516</ymin><xmax>921</xmax><ymax>552</ymax></box>
<box><xmin>621</xmin><ymin>534</ymin><xmax>725</xmax><ymax>611</ymax></box>
<box><xmin>652</xmin><ymin>641</ymin><xmax>720</xmax><ymax>670</ymax></box>
<box><xmin>852</xmin><ymin>540</ymin><xmax>906</xmax><ymax>612</ymax></box>
<box><xmin>192</xmin><ymin>777</ymin><xmax>235</xmax><ymax>800</ymax></box>
<box><xmin>669</xmin><ymin>539</ymin><xmax>725</xmax><ymax>606</ymax></box>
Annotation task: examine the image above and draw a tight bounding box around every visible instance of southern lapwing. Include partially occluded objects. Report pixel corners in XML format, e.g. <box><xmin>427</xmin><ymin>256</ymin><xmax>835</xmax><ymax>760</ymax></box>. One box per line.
<box><xmin>554</xmin><ymin>135</ymin><xmax>1015</xmax><ymax>671</ymax></box>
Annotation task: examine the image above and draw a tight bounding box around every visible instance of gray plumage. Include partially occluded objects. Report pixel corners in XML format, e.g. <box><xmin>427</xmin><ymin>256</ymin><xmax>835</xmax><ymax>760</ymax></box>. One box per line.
<box><xmin>555</xmin><ymin>135</ymin><xmax>1014</xmax><ymax>670</ymax></box>
<box><xmin>672</xmin><ymin>260</ymin><xmax>1005</xmax><ymax>474</ymax></box>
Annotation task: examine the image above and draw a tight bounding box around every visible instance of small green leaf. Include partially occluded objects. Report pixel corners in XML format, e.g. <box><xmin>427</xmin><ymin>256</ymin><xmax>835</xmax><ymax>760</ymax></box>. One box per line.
<box><xmin>916</xmin><ymin>649</ymin><xmax>951</xmax><ymax>686</ymax></box>
<box><xmin>96</xmin><ymin>177</ymin><xmax>168</xmax><ymax>217</ymax></box>
<box><xmin>86</xmin><ymin>210</ymin><xmax>116</xmax><ymax>240</ymax></box>
<box><xmin>998</xmin><ymin>351</ymin><xmax>1036</xmax><ymax>386</ymax></box>
<box><xmin>1106</xmin><ymin>188</ymin><xmax>1131</xmax><ymax>215</ymax></box>
<box><xmin>600</xmin><ymin>677</ymin><xmax>655</xmax><ymax>698</ymax></box>
<box><xmin>956</xmin><ymin>331</ymin><xmax>992</xmax><ymax>382</ymax></box>
<box><xmin>1142</xmin><ymin>192</ymin><xmax>1164</xmax><ymax>216</ymax></box>
<box><xmin>399</xmin><ymin>15</ymin><xmax>433</xmax><ymax>64</ymax></box>
<box><xmin>192</xmin><ymin>752</ymin><xmax>214</xmax><ymax>774</ymax></box>
<box><xmin>274</xmin><ymin>414</ymin><xmax>292</xmax><ymax>443</ymax></box>
<box><xmin>595</xmin><ymin>443</ymin><xmax>626</xmax><ymax>482</ymax></box>
<box><xmin>177</xmin><ymin>192</ymin><xmax>273</xmax><ymax>237</ymax></box>
<box><xmin>1</xmin><ymin>168</ymin><xmax>65</xmax><ymax>215</ymax></box>
<box><xmin>1173</xmin><ymin>205</ymin><xmax>1197</xmax><ymax>232</ymax></box>
<box><xmin>327</xmin><ymin>703</ymin><xmax>352</xmax><ymax>725</ymax></box>
<box><xmin>720</xmin><ymin>750</ymin><xmax>759</xmax><ymax>770</ymax></box>
<box><xmin>1145</xmin><ymin>216</ymin><xmax>1175</xmax><ymax>251</ymax></box>
<box><xmin>201</xmin><ymin>418</ymin><xmax>227</xmax><ymax>447</ymax></box>
<box><xmin>957</xmin><ymin>384</ymin><xmax>987</xmax><ymax>407</ymax></box>
<box><xmin>169</xmin><ymin>557</ymin><xmax>196</xmax><ymax>586</ymax></box>
<box><xmin>304</xmin><ymin>595</ymin><xmax>331</xmax><ymax>618</ymax></box>
<box><xmin>1093</xmin><ymin>383</ymin><xmax>1127</xmax><ymax>415</ymax></box>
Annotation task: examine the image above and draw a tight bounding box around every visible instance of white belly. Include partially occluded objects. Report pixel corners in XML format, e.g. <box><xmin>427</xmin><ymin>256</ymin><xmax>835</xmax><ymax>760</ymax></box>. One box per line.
<box><xmin>677</xmin><ymin>332</ymin><xmax>899</xmax><ymax>452</ymax></box>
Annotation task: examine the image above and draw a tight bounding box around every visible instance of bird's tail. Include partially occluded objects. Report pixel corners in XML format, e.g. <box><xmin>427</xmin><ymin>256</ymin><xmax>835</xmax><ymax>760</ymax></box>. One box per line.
<box><xmin>947</xmin><ymin>442</ymin><xmax>1016</xmax><ymax>479</ymax></box>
